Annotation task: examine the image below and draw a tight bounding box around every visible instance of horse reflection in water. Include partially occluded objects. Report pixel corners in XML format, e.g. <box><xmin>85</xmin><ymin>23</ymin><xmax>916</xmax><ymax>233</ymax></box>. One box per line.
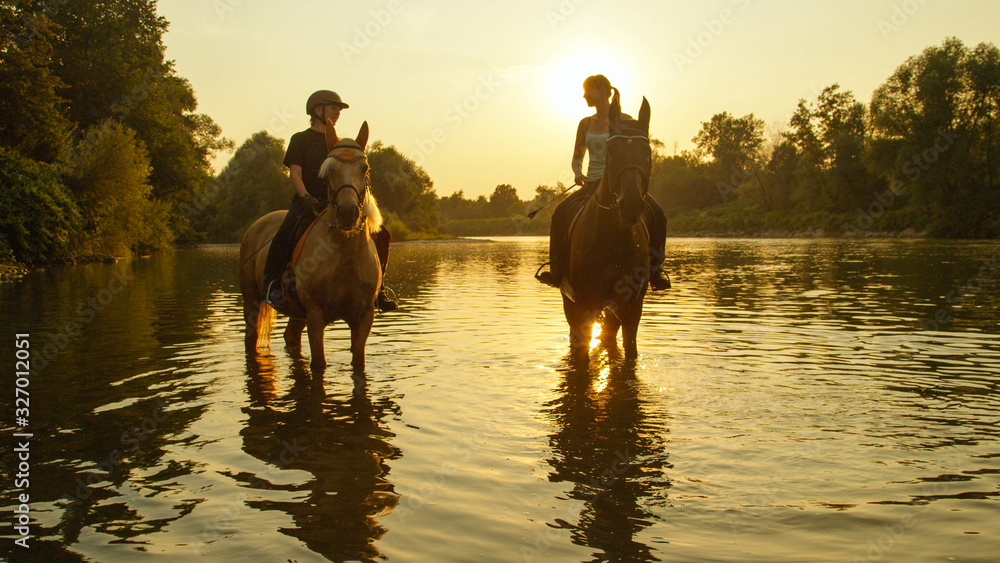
<box><xmin>242</xmin><ymin>355</ymin><xmax>400</xmax><ymax>561</ymax></box>
<box><xmin>538</xmin><ymin>355</ymin><xmax>671</xmax><ymax>562</ymax></box>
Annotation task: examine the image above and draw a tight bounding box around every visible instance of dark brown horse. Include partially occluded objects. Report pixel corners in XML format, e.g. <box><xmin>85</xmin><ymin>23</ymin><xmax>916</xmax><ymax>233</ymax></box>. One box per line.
<box><xmin>562</xmin><ymin>93</ymin><xmax>653</xmax><ymax>360</ymax></box>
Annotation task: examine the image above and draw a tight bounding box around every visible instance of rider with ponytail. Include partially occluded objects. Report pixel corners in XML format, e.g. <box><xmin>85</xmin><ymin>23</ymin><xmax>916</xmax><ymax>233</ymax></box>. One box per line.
<box><xmin>539</xmin><ymin>75</ymin><xmax>670</xmax><ymax>291</ymax></box>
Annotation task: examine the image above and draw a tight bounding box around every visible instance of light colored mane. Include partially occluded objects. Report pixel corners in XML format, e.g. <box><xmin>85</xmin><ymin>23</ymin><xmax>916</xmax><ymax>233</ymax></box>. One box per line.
<box><xmin>319</xmin><ymin>149</ymin><xmax>383</xmax><ymax>236</ymax></box>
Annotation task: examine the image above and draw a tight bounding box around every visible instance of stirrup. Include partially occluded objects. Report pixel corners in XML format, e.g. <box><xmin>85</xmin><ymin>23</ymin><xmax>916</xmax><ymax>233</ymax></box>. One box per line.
<box><xmin>377</xmin><ymin>286</ymin><xmax>399</xmax><ymax>312</ymax></box>
<box><xmin>264</xmin><ymin>279</ymin><xmax>284</xmax><ymax>305</ymax></box>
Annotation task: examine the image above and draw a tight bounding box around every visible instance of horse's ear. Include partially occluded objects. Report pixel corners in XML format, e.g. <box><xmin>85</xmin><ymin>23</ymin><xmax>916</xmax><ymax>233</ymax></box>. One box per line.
<box><xmin>325</xmin><ymin>118</ymin><xmax>338</xmax><ymax>150</ymax></box>
<box><xmin>356</xmin><ymin>121</ymin><xmax>369</xmax><ymax>150</ymax></box>
<box><xmin>638</xmin><ymin>97</ymin><xmax>650</xmax><ymax>135</ymax></box>
<box><xmin>609</xmin><ymin>88</ymin><xmax>622</xmax><ymax>133</ymax></box>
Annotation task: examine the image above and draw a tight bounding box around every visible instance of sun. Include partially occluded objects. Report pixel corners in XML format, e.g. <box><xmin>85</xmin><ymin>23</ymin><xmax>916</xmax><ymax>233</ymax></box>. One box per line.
<box><xmin>545</xmin><ymin>50</ymin><xmax>635</xmax><ymax>120</ymax></box>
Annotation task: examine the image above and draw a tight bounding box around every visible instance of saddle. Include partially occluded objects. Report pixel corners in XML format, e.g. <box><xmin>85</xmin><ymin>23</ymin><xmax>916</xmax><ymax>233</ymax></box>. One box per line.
<box><xmin>544</xmin><ymin>192</ymin><xmax>651</xmax><ymax>302</ymax></box>
<box><xmin>563</xmin><ymin>190</ymin><xmax>652</xmax><ymax>251</ymax></box>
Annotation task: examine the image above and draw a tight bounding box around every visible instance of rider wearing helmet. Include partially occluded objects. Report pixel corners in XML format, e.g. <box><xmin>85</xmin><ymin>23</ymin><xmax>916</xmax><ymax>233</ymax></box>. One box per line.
<box><xmin>262</xmin><ymin>90</ymin><xmax>398</xmax><ymax>311</ymax></box>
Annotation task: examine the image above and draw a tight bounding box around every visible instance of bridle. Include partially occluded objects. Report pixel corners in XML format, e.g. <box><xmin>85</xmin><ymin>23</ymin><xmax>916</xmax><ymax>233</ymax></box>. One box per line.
<box><xmin>325</xmin><ymin>142</ymin><xmax>370</xmax><ymax>229</ymax></box>
<box><xmin>597</xmin><ymin>133</ymin><xmax>651</xmax><ymax>211</ymax></box>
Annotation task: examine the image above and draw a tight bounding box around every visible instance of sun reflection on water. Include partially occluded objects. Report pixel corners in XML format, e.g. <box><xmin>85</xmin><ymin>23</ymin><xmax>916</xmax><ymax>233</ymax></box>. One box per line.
<box><xmin>593</xmin><ymin>365</ymin><xmax>610</xmax><ymax>393</ymax></box>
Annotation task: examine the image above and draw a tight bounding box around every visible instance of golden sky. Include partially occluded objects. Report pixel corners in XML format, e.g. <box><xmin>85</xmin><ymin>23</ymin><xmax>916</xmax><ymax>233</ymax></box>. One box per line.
<box><xmin>158</xmin><ymin>0</ymin><xmax>1000</xmax><ymax>199</ymax></box>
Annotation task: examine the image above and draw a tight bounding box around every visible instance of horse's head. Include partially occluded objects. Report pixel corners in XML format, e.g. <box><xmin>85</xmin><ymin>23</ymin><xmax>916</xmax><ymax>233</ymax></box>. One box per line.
<box><xmin>602</xmin><ymin>91</ymin><xmax>652</xmax><ymax>227</ymax></box>
<box><xmin>319</xmin><ymin>119</ymin><xmax>381</xmax><ymax>233</ymax></box>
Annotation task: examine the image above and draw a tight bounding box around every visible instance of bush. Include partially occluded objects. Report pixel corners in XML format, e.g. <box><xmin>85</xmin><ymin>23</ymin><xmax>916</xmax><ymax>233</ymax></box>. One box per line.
<box><xmin>0</xmin><ymin>146</ymin><xmax>82</xmax><ymax>264</ymax></box>
<box><xmin>439</xmin><ymin>216</ymin><xmax>548</xmax><ymax>237</ymax></box>
<box><xmin>62</xmin><ymin>120</ymin><xmax>173</xmax><ymax>256</ymax></box>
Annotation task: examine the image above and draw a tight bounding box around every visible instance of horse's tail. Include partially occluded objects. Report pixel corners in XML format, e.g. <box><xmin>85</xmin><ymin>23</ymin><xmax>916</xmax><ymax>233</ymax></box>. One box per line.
<box><xmin>255</xmin><ymin>303</ymin><xmax>276</xmax><ymax>350</ymax></box>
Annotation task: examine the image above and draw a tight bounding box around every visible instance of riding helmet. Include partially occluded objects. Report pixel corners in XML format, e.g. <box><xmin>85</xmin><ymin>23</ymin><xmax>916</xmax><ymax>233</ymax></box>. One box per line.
<box><xmin>306</xmin><ymin>90</ymin><xmax>349</xmax><ymax>115</ymax></box>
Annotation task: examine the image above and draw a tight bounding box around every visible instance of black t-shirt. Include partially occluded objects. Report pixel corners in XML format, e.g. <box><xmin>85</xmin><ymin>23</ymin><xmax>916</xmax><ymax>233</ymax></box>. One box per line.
<box><xmin>283</xmin><ymin>128</ymin><xmax>329</xmax><ymax>199</ymax></box>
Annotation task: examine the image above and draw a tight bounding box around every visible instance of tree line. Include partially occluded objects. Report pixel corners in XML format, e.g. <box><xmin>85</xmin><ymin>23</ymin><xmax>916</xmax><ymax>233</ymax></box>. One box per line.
<box><xmin>653</xmin><ymin>37</ymin><xmax>999</xmax><ymax>238</ymax></box>
<box><xmin>394</xmin><ymin>37</ymin><xmax>1000</xmax><ymax>240</ymax></box>
<box><xmin>1</xmin><ymin>0</ymin><xmax>231</xmax><ymax>266</ymax></box>
<box><xmin>3</xmin><ymin>19</ymin><xmax>997</xmax><ymax>270</ymax></box>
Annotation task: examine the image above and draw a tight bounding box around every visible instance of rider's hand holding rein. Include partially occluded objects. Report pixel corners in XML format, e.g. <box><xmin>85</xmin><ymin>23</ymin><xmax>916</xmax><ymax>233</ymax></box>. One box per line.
<box><xmin>304</xmin><ymin>194</ymin><xmax>324</xmax><ymax>215</ymax></box>
<box><xmin>289</xmin><ymin>159</ymin><xmax>324</xmax><ymax>215</ymax></box>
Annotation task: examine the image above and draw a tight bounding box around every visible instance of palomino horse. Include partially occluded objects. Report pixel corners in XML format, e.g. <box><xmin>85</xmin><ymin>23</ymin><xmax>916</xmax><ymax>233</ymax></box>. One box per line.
<box><xmin>239</xmin><ymin>119</ymin><xmax>383</xmax><ymax>370</ymax></box>
<box><xmin>563</xmin><ymin>93</ymin><xmax>653</xmax><ymax>360</ymax></box>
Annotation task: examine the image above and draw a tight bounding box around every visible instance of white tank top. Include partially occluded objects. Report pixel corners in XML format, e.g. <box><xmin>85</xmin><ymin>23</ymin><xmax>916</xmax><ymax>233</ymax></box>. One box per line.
<box><xmin>585</xmin><ymin>129</ymin><xmax>608</xmax><ymax>181</ymax></box>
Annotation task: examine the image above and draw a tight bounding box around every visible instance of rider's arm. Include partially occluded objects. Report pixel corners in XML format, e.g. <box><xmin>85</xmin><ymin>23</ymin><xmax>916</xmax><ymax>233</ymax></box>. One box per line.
<box><xmin>288</xmin><ymin>164</ymin><xmax>309</xmax><ymax>198</ymax></box>
<box><xmin>571</xmin><ymin>117</ymin><xmax>588</xmax><ymax>185</ymax></box>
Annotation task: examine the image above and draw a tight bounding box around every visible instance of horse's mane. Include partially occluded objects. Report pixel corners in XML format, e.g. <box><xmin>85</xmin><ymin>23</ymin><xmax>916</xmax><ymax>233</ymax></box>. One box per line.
<box><xmin>318</xmin><ymin>146</ymin><xmax>384</xmax><ymax>236</ymax></box>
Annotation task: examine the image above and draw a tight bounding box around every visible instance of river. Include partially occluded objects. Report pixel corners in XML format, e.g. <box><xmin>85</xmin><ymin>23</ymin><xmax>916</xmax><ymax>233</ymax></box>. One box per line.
<box><xmin>1</xmin><ymin>237</ymin><xmax>998</xmax><ymax>562</ymax></box>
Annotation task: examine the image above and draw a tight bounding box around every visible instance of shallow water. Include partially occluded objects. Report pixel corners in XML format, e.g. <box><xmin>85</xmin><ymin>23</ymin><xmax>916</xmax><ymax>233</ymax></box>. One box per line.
<box><xmin>1</xmin><ymin>237</ymin><xmax>999</xmax><ymax>562</ymax></box>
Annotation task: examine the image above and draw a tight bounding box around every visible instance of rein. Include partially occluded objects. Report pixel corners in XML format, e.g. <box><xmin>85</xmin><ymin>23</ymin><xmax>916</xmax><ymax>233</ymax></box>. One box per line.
<box><xmin>600</xmin><ymin>133</ymin><xmax>651</xmax><ymax>210</ymax></box>
<box><xmin>323</xmin><ymin>143</ymin><xmax>371</xmax><ymax>232</ymax></box>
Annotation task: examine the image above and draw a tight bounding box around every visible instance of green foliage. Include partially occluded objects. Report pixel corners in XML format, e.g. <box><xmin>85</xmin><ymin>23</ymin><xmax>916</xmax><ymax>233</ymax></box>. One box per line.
<box><xmin>49</xmin><ymin>0</ymin><xmax>232</xmax><ymax>216</ymax></box>
<box><xmin>869</xmin><ymin>38</ymin><xmax>998</xmax><ymax>212</ymax></box>
<box><xmin>62</xmin><ymin>120</ymin><xmax>172</xmax><ymax>256</ymax></box>
<box><xmin>693</xmin><ymin>112</ymin><xmax>765</xmax><ymax>173</ymax></box>
<box><xmin>367</xmin><ymin>141</ymin><xmax>439</xmax><ymax>232</ymax></box>
<box><xmin>653</xmin><ymin>39</ymin><xmax>1000</xmax><ymax>238</ymax></box>
<box><xmin>0</xmin><ymin>0</ymin><xmax>232</xmax><ymax>265</ymax></box>
<box><xmin>787</xmin><ymin>84</ymin><xmax>871</xmax><ymax>211</ymax></box>
<box><xmin>196</xmin><ymin>131</ymin><xmax>289</xmax><ymax>242</ymax></box>
<box><xmin>440</xmin><ymin>216</ymin><xmax>546</xmax><ymax>237</ymax></box>
<box><xmin>439</xmin><ymin>190</ymin><xmax>491</xmax><ymax>221</ymax></box>
<box><xmin>689</xmin><ymin>112</ymin><xmax>766</xmax><ymax>208</ymax></box>
<box><xmin>0</xmin><ymin>1</ymin><xmax>73</xmax><ymax>162</ymax></box>
<box><xmin>526</xmin><ymin>184</ymin><xmax>569</xmax><ymax>221</ymax></box>
<box><xmin>489</xmin><ymin>184</ymin><xmax>522</xmax><ymax>217</ymax></box>
<box><xmin>0</xmin><ymin>146</ymin><xmax>82</xmax><ymax>264</ymax></box>
<box><xmin>649</xmin><ymin>152</ymin><xmax>717</xmax><ymax>212</ymax></box>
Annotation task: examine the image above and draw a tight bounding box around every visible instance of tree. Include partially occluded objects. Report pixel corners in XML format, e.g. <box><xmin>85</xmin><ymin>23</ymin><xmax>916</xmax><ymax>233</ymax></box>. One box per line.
<box><xmin>869</xmin><ymin>38</ymin><xmax>1000</xmax><ymax>234</ymax></box>
<box><xmin>786</xmin><ymin>84</ymin><xmax>871</xmax><ymax>210</ymax></box>
<box><xmin>693</xmin><ymin>112</ymin><xmax>765</xmax><ymax>173</ymax></box>
<box><xmin>0</xmin><ymin>146</ymin><xmax>82</xmax><ymax>264</ymax></box>
<box><xmin>526</xmin><ymin>184</ymin><xmax>567</xmax><ymax>220</ymax></box>
<box><xmin>49</xmin><ymin>0</ymin><xmax>232</xmax><ymax>210</ymax></box>
<box><xmin>62</xmin><ymin>119</ymin><xmax>172</xmax><ymax>256</ymax></box>
<box><xmin>201</xmin><ymin>131</ymin><xmax>288</xmax><ymax>242</ymax></box>
<box><xmin>366</xmin><ymin>141</ymin><xmax>438</xmax><ymax>232</ymax></box>
<box><xmin>0</xmin><ymin>1</ymin><xmax>73</xmax><ymax>162</ymax></box>
<box><xmin>692</xmin><ymin>112</ymin><xmax>765</xmax><ymax>205</ymax></box>
<box><xmin>765</xmin><ymin>140</ymin><xmax>799</xmax><ymax>210</ymax></box>
<box><xmin>488</xmin><ymin>184</ymin><xmax>521</xmax><ymax>217</ymax></box>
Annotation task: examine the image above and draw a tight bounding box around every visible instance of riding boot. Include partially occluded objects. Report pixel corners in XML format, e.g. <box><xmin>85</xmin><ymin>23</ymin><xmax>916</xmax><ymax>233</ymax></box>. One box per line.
<box><xmin>263</xmin><ymin>196</ymin><xmax>308</xmax><ymax>305</ymax></box>
<box><xmin>373</xmin><ymin>226</ymin><xmax>398</xmax><ymax>311</ymax></box>
<box><xmin>649</xmin><ymin>266</ymin><xmax>671</xmax><ymax>291</ymax></box>
<box><xmin>539</xmin><ymin>185</ymin><xmax>591</xmax><ymax>287</ymax></box>
<box><xmin>644</xmin><ymin>195</ymin><xmax>670</xmax><ymax>291</ymax></box>
<box><xmin>376</xmin><ymin>287</ymin><xmax>398</xmax><ymax>311</ymax></box>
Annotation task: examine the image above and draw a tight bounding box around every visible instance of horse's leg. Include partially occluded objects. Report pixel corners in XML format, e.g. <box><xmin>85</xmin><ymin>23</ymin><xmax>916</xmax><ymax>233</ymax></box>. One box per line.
<box><xmin>306</xmin><ymin>309</ymin><xmax>328</xmax><ymax>371</ymax></box>
<box><xmin>349</xmin><ymin>307</ymin><xmax>375</xmax><ymax>369</ymax></box>
<box><xmin>563</xmin><ymin>297</ymin><xmax>594</xmax><ymax>361</ymax></box>
<box><xmin>620</xmin><ymin>300</ymin><xmax>644</xmax><ymax>360</ymax></box>
<box><xmin>284</xmin><ymin>318</ymin><xmax>306</xmax><ymax>349</ymax></box>
<box><xmin>599</xmin><ymin>311</ymin><xmax>621</xmax><ymax>349</ymax></box>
